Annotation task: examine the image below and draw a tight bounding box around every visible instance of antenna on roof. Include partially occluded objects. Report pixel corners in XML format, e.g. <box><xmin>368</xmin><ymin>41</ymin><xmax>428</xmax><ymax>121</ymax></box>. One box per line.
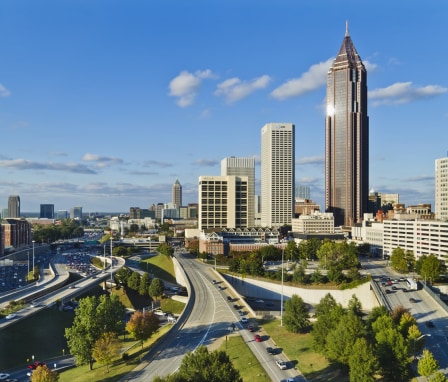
<box><xmin>345</xmin><ymin>20</ymin><xmax>349</xmax><ymax>37</ymax></box>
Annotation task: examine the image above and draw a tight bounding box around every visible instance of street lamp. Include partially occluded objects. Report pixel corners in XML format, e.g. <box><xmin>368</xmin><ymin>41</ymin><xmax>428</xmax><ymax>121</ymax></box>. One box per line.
<box><xmin>27</xmin><ymin>251</ymin><xmax>30</xmax><ymax>276</ymax></box>
<box><xmin>280</xmin><ymin>249</ymin><xmax>284</xmax><ymax>327</ymax></box>
<box><xmin>413</xmin><ymin>334</ymin><xmax>431</xmax><ymax>360</ymax></box>
<box><xmin>32</xmin><ymin>240</ymin><xmax>35</xmax><ymax>273</ymax></box>
<box><xmin>110</xmin><ymin>236</ymin><xmax>113</xmax><ymax>287</ymax></box>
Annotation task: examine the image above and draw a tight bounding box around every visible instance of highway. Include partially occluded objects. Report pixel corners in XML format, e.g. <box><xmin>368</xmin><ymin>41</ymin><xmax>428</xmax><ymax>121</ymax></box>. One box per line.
<box><xmin>123</xmin><ymin>251</ymin><xmax>304</xmax><ymax>381</ymax></box>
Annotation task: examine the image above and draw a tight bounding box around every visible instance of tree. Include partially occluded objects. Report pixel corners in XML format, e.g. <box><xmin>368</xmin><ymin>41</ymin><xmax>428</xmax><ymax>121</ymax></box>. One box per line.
<box><xmin>283</xmin><ymin>294</ymin><xmax>310</xmax><ymax>333</ymax></box>
<box><xmin>429</xmin><ymin>372</ymin><xmax>448</xmax><ymax>382</ymax></box>
<box><xmin>149</xmin><ymin>278</ymin><xmax>165</xmax><ymax>300</ymax></box>
<box><xmin>157</xmin><ymin>243</ymin><xmax>174</xmax><ymax>256</ymax></box>
<box><xmin>284</xmin><ymin>240</ymin><xmax>299</xmax><ymax>261</ymax></box>
<box><xmin>114</xmin><ymin>266</ymin><xmax>133</xmax><ymax>286</ymax></box>
<box><xmin>153</xmin><ymin>346</ymin><xmax>242</xmax><ymax>382</ymax></box>
<box><xmin>92</xmin><ymin>332</ymin><xmax>121</xmax><ymax>372</ymax></box>
<box><xmin>30</xmin><ymin>365</ymin><xmax>59</xmax><ymax>382</ymax></box>
<box><xmin>348</xmin><ymin>337</ymin><xmax>379</xmax><ymax>382</ymax></box>
<box><xmin>347</xmin><ymin>294</ymin><xmax>363</xmax><ymax>317</ymax></box>
<box><xmin>127</xmin><ymin>271</ymin><xmax>141</xmax><ymax>291</ymax></box>
<box><xmin>418</xmin><ymin>254</ymin><xmax>442</xmax><ymax>282</ymax></box>
<box><xmin>325</xmin><ymin>312</ymin><xmax>365</xmax><ymax>366</ymax></box>
<box><xmin>65</xmin><ymin>295</ymin><xmax>125</xmax><ymax>368</ymax></box>
<box><xmin>139</xmin><ymin>272</ymin><xmax>151</xmax><ymax>296</ymax></box>
<box><xmin>126</xmin><ymin>310</ymin><xmax>159</xmax><ymax>348</ymax></box>
<box><xmin>390</xmin><ymin>247</ymin><xmax>409</xmax><ymax>272</ymax></box>
<box><xmin>418</xmin><ymin>349</ymin><xmax>439</xmax><ymax>379</ymax></box>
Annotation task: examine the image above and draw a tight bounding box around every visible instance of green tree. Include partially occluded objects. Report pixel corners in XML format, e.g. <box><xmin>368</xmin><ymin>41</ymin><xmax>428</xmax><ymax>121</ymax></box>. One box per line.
<box><xmin>312</xmin><ymin>293</ymin><xmax>345</xmax><ymax>353</ymax></box>
<box><xmin>112</xmin><ymin>246</ymin><xmax>128</xmax><ymax>257</ymax></box>
<box><xmin>157</xmin><ymin>243</ymin><xmax>174</xmax><ymax>256</ymax></box>
<box><xmin>292</xmin><ymin>265</ymin><xmax>307</xmax><ymax>284</ymax></box>
<box><xmin>65</xmin><ymin>295</ymin><xmax>125</xmax><ymax>369</ymax></box>
<box><xmin>284</xmin><ymin>240</ymin><xmax>299</xmax><ymax>261</ymax></box>
<box><xmin>125</xmin><ymin>310</ymin><xmax>159</xmax><ymax>348</ymax></box>
<box><xmin>153</xmin><ymin>346</ymin><xmax>242</xmax><ymax>382</ymax></box>
<box><xmin>114</xmin><ymin>266</ymin><xmax>133</xmax><ymax>286</ymax></box>
<box><xmin>325</xmin><ymin>312</ymin><xmax>365</xmax><ymax>366</ymax></box>
<box><xmin>283</xmin><ymin>294</ymin><xmax>310</xmax><ymax>333</ymax></box>
<box><xmin>418</xmin><ymin>254</ymin><xmax>442</xmax><ymax>283</ymax></box>
<box><xmin>418</xmin><ymin>349</ymin><xmax>439</xmax><ymax>379</ymax></box>
<box><xmin>429</xmin><ymin>372</ymin><xmax>448</xmax><ymax>382</ymax></box>
<box><xmin>139</xmin><ymin>272</ymin><xmax>151</xmax><ymax>296</ymax></box>
<box><xmin>348</xmin><ymin>337</ymin><xmax>379</xmax><ymax>382</ymax></box>
<box><xmin>347</xmin><ymin>294</ymin><xmax>363</xmax><ymax>316</ymax></box>
<box><xmin>149</xmin><ymin>278</ymin><xmax>165</xmax><ymax>300</ymax></box>
<box><xmin>127</xmin><ymin>272</ymin><xmax>141</xmax><ymax>291</ymax></box>
<box><xmin>327</xmin><ymin>264</ymin><xmax>344</xmax><ymax>284</ymax></box>
<box><xmin>30</xmin><ymin>365</ymin><xmax>59</xmax><ymax>382</ymax></box>
<box><xmin>92</xmin><ymin>332</ymin><xmax>121</xmax><ymax>372</ymax></box>
<box><xmin>390</xmin><ymin>247</ymin><xmax>409</xmax><ymax>272</ymax></box>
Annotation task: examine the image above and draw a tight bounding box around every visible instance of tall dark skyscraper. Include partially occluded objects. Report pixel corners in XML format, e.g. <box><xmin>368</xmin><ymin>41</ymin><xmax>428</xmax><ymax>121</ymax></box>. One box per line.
<box><xmin>325</xmin><ymin>23</ymin><xmax>369</xmax><ymax>227</ymax></box>
<box><xmin>8</xmin><ymin>195</ymin><xmax>20</xmax><ymax>218</ymax></box>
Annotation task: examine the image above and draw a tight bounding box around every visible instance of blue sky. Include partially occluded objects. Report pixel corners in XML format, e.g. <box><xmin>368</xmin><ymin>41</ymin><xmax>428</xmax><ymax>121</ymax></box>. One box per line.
<box><xmin>0</xmin><ymin>0</ymin><xmax>447</xmax><ymax>214</ymax></box>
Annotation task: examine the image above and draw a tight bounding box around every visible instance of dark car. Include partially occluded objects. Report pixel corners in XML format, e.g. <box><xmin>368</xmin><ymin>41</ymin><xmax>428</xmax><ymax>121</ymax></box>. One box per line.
<box><xmin>409</xmin><ymin>298</ymin><xmax>417</xmax><ymax>303</ymax></box>
<box><xmin>227</xmin><ymin>296</ymin><xmax>232</xmax><ymax>301</ymax></box>
<box><xmin>426</xmin><ymin>320</ymin><xmax>435</xmax><ymax>328</ymax></box>
<box><xmin>266</xmin><ymin>346</ymin><xmax>276</xmax><ymax>355</ymax></box>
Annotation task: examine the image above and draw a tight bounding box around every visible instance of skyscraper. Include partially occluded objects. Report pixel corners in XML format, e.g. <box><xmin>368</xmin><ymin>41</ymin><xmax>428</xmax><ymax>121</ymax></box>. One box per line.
<box><xmin>198</xmin><ymin>175</ymin><xmax>248</xmax><ymax>230</ymax></box>
<box><xmin>172</xmin><ymin>179</ymin><xmax>182</xmax><ymax>208</ymax></box>
<box><xmin>40</xmin><ymin>204</ymin><xmax>55</xmax><ymax>219</ymax></box>
<box><xmin>325</xmin><ymin>23</ymin><xmax>369</xmax><ymax>227</ymax></box>
<box><xmin>8</xmin><ymin>195</ymin><xmax>20</xmax><ymax>218</ymax></box>
<box><xmin>221</xmin><ymin>157</ymin><xmax>255</xmax><ymax>227</ymax></box>
<box><xmin>261</xmin><ymin>123</ymin><xmax>295</xmax><ymax>227</ymax></box>
<box><xmin>435</xmin><ymin>156</ymin><xmax>448</xmax><ymax>221</ymax></box>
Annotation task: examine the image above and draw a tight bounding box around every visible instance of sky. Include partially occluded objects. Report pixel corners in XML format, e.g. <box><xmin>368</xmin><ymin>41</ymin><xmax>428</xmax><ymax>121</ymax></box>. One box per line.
<box><xmin>0</xmin><ymin>0</ymin><xmax>447</xmax><ymax>214</ymax></box>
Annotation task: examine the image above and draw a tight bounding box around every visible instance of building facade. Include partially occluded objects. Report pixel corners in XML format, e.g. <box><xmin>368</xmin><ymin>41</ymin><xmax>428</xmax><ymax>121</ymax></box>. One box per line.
<box><xmin>172</xmin><ymin>179</ymin><xmax>182</xmax><ymax>208</ymax></box>
<box><xmin>198</xmin><ymin>175</ymin><xmax>249</xmax><ymax>230</ymax></box>
<box><xmin>325</xmin><ymin>23</ymin><xmax>369</xmax><ymax>227</ymax></box>
<box><xmin>8</xmin><ymin>195</ymin><xmax>20</xmax><ymax>218</ymax></box>
<box><xmin>70</xmin><ymin>206</ymin><xmax>83</xmax><ymax>220</ymax></box>
<box><xmin>261</xmin><ymin>123</ymin><xmax>295</xmax><ymax>227</ymax></box>
<box><xmin>221</xmin><ymin>156</ymin><xmax>255</xmax><ymax>227</ymax></box>
<box><xmin>291</xmin><ymin>212</ymin><xmax>335</xmax><ymax>234</ymax></box>
<box><xmin>435</xmin><ymin>156</ymin><xmax>448</xmax><ymax>221</ymax></box>
<box><xmin>40</xmin><ymin>204</ymin><xmax>55</xmax><ymax>219</ymax></box>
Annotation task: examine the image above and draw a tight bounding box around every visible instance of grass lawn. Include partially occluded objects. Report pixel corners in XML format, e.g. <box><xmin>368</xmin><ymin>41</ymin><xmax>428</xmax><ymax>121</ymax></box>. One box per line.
<box><xmin>140</xmin><ymin>254</ymin><xmax>176</xmax><ymax>284</ymax></box>
<box><xmin>262</xmin><ymin>319</ymin><xmax>349</xmax><ymax>382</ymax></box>
<box><xmin>217</xmin><ymin>335</ymin><xmax>270</xmax><ymax>382</ymax></box>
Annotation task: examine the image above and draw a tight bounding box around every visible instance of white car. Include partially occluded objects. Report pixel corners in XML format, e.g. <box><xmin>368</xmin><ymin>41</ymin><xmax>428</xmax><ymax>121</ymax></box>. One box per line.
<box><xmin>0</xmin><ymin>373</ymin><xmax>10</xmax><ymax>380</ymax></box>
<box><xmin>5</xmin><ymin>314</ymin><xmax>16</xmax><ymax>320</ymax></box>
<box><xmin>275</xmin><ymin>359</ymin><xmax>287</xmax><ymax>370</ymax></box>
<box><xmin>241</xmin><ymin>317</ymin><xmax>248</xmax><ymax>324</ymax></box>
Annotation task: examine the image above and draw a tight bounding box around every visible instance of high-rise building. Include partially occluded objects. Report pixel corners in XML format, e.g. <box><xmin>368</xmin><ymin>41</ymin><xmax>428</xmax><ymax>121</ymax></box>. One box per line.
<box><xmin>221</xmin><ymin>157</ymin><xmax>255</xmax><ymax>227</ymax></box>
<box><xmin>435</xmin><ymin>156</ymin><xmax>448</xmax><ymax>221</ymax></box>
<box><xmin>172</xmin><ymin>179</ymin><xmax>182</xmax><ymax>208</ymax></box>
<box><xmin>8</xmin><ymin>195</ymin><xmax>20</xmax><ymax>218</ymax></box>
<box><xmin>70</xmin><ymin>206</ymin><xmax>83</xmax><ymax>220</ymax></box>
<box><xmin>40</xmin><ymin>204</ymin><xmax>55</xmax><ymax>219</ymax></box>
<box><xmin>325</xmin><ymin>23</ymin><xmax>369</xmax><ymax>227</ymax></box>
<box><xmin>295</xmin><ymin>185</ymin><xmax>311</xmax><ymax>200</ymax></box>
<box><xmin>261</xmin><ymin>123</ymin><xmax>295</xmax><ymax>227</ymax></box>
<box><xmin>198</xmin><ymin>175</ymin><xmax>248</xmax><ymax>230</ymax></box>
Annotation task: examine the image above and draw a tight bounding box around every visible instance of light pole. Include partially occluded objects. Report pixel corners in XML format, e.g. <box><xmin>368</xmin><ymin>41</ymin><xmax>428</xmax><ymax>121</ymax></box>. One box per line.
<box><xmin>110</xmin><ymin>236</ymin><xmax>113</xmax><ymax>287</ymax></box>
<box><xmin>32</xmin><ymin>240</ymin><xmax>35</xmax><ymax>273</ymax></box>
<box><xmin>413</xmin><ymin>334</ymin><xmax>431</xmax><ymax>360</ymax></box>
<box><xmin>27</xmin><ymin>251</ymin><xmax>30</xmax><ymax>276</ymax></box>
<box><xmin>280</xmin><ymin>249</ymin><xmax>284</xmax><ymax>327</ymax></box>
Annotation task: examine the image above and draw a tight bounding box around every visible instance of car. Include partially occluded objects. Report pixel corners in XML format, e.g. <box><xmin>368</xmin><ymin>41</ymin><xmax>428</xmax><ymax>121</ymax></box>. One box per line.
<box><xmin>426</xmin><ymin>320</ymin><xmax>435</xmax><ymax>328</ymax></box>
<box><xmin>286</xmin><ymin>378</ymin><xmax>296</xmax><ymax>382</ymax></box>
<box><xmin>5</xmin><ymin>314</ymin><xmax>16</xmax><ymax>320</ymax></box>
<box><xmin>385</xmin><ymin>289</ymin><xmax>391</xmax><ymax>294</ymax></box>
<box><xmin>238</xmin><ymin>310</ymin><xmax>244</xmax><ymax>316</ymax></box>
<box><xmin>275</xmin><ymin>359</ymin><xmax>287</xmax><ymax>370</ymax></box>
<box><xmin>233</xmin><ymin>304</ymin><xmax>239</xmax><ymax>309</ymax></box>
<box><xmin>402</xmin><ymin>288</ymin><xmax>408</xmax><ymax>292</ymax></box>
<box><xmin>241</xmin><ymin>317</ymin><xmax>248</xmax><ymax>324</ymax></box>
<box><xmin>254</xmin><ymin>334</ymin><xmax>262</xmax><ymax>342</ymax></box>
<box><xmin>266</xmin><ymin>346</ymin><xmax>276</xmax><ymax>355</ymax></box>
<box><xmin>392</xmin><ymin>286</ymin><xmax>397</xmax><ymax>290</ymax></box>
<box><xmin>247</xmin><ymin>325</ymin><xmax>254</xmax><ymax>332</ymax></box>
<box><xmin>409</xmin><ymin>298</ymin><xmax>417</xmax><ymax>303</ymax></box>
<box><xmin>212</xmin><ymin>280</ymin><xmax>216</xmax><ymax>284</ymax></box>
<box><xmin>227</xmin><ymin>296</ymin><xmax>232</xmax><ymax>301</ymax></box>
<box><xmin>255</xmin><ymin>299</ymin><xmax>264</xmax><ymax>303</ymax></box>
<box><xmin>0</xmin><ymin>374</ymin><xmax>10</xmax><ymax>381</ymax></box>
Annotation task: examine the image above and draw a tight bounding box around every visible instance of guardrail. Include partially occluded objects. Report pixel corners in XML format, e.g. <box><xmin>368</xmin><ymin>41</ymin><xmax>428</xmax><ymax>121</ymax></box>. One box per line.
<box><xmin>370</xmin><ymin>280</ymin><xmax>393</xmax><ymax>312</ymax></box>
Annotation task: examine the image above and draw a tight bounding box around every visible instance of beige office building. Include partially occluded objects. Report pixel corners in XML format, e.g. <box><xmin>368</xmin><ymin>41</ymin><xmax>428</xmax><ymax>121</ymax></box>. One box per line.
<box><xmin>436</xmin><ymin>157</ymin><xmax>448</xmax><ymax>221</ymax></box>
<box><xmin>198</xmin><ymin>175</ymin><xmax>249</xmax><ymax>230</ymax></box>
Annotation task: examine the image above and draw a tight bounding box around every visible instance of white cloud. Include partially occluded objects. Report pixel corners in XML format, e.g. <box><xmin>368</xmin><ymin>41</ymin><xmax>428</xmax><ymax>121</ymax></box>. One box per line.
<box><xmin>168</xmin><ymin>69</ymin><xmax>215</xmax><ymax>107</ymax></box>
<box><xmin>82</xmin><ymin>153</ymin><xmax>123</xmax><ymax>167</ymax></box>
<box><xmin>271</xmin><ymin>58</ymin><xmax>333</xmax><ymax>100</ymax></box>
<box><xmin>214</xmin><ymin>75</ymin><xmax>271</xmax><ymax>103</ymax></box>
<box><xmin>0</xmin><ymin>83</ymin><xmax>11</xmax><ymax>97</ymax></box>
<box><xmin>297</xmin><ymin>155</ymin><xmax>325</xmax><ymax>165</ymax></box>
<box><xmin>0</xmin><ymin>159</ymin><xmax>96</xmax><ymax>174</ymax></box>
<box><xmin>369</xmin><ymin>82</ymin><xmax>448</xmax><ymax>105</ymax></box>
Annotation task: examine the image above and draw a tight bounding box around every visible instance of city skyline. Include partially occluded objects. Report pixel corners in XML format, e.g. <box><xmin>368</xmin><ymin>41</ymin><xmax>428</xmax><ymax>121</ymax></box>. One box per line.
<box><xmin>0</xmin><ymin>1</ymin><xmax>447</xmax><ymax>213</ymax></box>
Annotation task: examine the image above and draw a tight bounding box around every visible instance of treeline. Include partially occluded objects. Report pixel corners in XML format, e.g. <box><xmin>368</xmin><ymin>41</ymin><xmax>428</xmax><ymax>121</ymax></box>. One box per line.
<box><xmin>32</xmin><ymin>219</ymin><xmax>84</xmax><ymax>243</ymax></box>
<box><xmin>114</xmin><ymin>266</ymin><xmax>165</xmax><ymax>300</ymax></box>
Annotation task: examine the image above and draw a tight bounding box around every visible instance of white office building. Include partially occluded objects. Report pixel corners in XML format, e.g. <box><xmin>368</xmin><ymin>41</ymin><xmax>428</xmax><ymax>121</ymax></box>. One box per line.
<box><xmin>221</xmin><ymin>157</ymin><xmax>255</xmax><ymax>227</ymax></box>
<box><xmin>435</xmin><ymin>156</ymin><xmax>448</xmax><ymax>221</ymax></box>
<box><xmin>198</xmin><ymin>175</ymin><xmax>249</xmax><ymax>230</ymax></box>
<box><xmin>261</xmin><ymin>123</ymin><xmax>295</xmax><ymax>228</ymax></box>
<box><xmin>291</xmin><ymin>211</ymin><xmax>335</xmax><ymax>234</ymax></box>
